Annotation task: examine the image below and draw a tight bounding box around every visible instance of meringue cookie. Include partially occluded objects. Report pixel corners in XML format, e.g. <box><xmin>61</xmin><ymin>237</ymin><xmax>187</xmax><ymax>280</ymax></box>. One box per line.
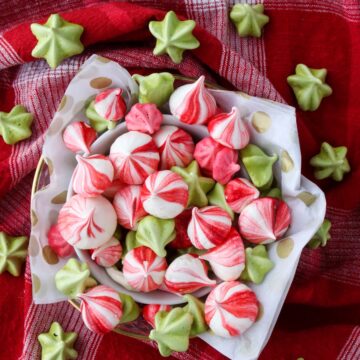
<box><xmin>187</xmin><ymin>206</ymin><xmax>232</xmax><ymax>249</ymax></box>
<box><xmin>109</xmin><ymin>131</ymin><xmax>160</xmax><ymax>184</ymax></box>
<box><xmin>307</xmin><ymin>219</ymin><xmax>331</xmax><ymax>249</ymax></box>
<box><xmin>207</xmin><ymin>183</ymin><xmax>234</xmax><ymax>220</ymax></box>
<box><xmin>132</xmin><ymin>72</ymin><xmax>174</xmax><ymax>107</ymax></box>
<box><xmin>143</xmin><ymin>304</ymin><xmax>172</xmax><ymax>327</ymax></box>
<box><xmin>169</xmin><ymin>76</ymin><xmax>217</xmax><ymax>125</ymax></box>
<box><xmin>135</xmin><ymin>216</ymin><xmax>175</xmax><ymax>257</ymax></box>
<box><xmin>199</xmin><ymin>228</ymin><xmax>245</xmax><ymax>281</ymax></box>
<box><xmin>208</xmin><ymin>106</ymin><xmax>250</xmax><ymax>150</ymax></box>
<box><xmin>91</xmin><ymin>237</ymin><xmax>122</xmax><ymax>268</ymax></box>
<box><xmin>118</xmin><ymin>293</ymin><xmax>140</xmax><ymax>324</ymax></box>
<box><xmin>125</xmin><ymin>103</ymin><xmax>163</xmax><ymax>135</ymax></box>
<box><xmin>141</xmin><ymin>170</ymin><xmax>189</xmax><ymax>219</ymax></box>
<box><xmin>113</xmin><ymin>185</ymin><xmax>147</xmax><ymax>230</ymax></box>
<box><xmin>212</xmin><ymin>147</ymin><xmax>240</xmax><ymax>184</ymax></box>
<box><xmin>57</xmin><ymin>194</ymin><xmax>117</xmax><ymax>249</ymax></box>
<box><xmin>94</xmin><ymin>88</ymin><xmax>126</xmax><ymax>122</ymax></box>
<box><xmin>183</xmin><ymin>294</ymin><xmax>208</xmax><ymax>336</ymax></box>
<box><xmin>168</xmin><ymin>208</ymin><xmax>193</xmax><ymax>249</ymax></box>
<box><xmin>62</xmin><ymin>121</ymin><xmax>97</xmax><ymax>154</ymax></box>
<box><xmin>123</xmin><ymin>246</ymin><xmax>167</xmax><ymax>292</ymax></box>
<box><xmin>153</xmin><ymin>126</ymin><xmax>194</xmax><ymax>170</ymax></box>
<box><xmin>225</xmin><ymin>178</ymin><xmax>260</xmax><ymax>213</ymax></box>
<box><xmin>205</xmin><ymin>281</ymin><xmax>259</xmax><ymax>337</ymax></box>
<box><xmin>238</xmin><ymin>197</ymin><xmax>291</xmax><ymax>244</ymax></box>
<box><xmin>164</xmin><ymin>254</ymin><xmax>216</xmax><ymax>294</ymax></box>
<box><xmin>72</xmin><ymin>154</ymin><xmax>114</xmax><ymax>197</ymax></box>
<box><xmin>78</xmin><ymin>285</ymin><xmax>123</xmax><ymax>333</ymax></box>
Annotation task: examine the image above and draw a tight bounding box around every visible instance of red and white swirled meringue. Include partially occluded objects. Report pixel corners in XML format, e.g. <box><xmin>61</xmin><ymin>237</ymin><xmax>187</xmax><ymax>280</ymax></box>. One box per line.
<box><xmin>187</xmin><ymin>206</ymin><xmax>232</xmax><ymax>249</ymax></box>
<box><xmin>199</xmin><ymin>228</ymin><xmax>245</xmax><ymax>281</ymax></box>
<box><xmin>238</xmin><ymin>197</ymin><xmax>291</xmax><ymax>244</ymax></box>
<box><xmin>90</xmin><ymin>237</ymin><xmax>122</xmax><ymax>267</ymax></box>
<box><xmin>94</xmin><ymin>88</ymin><xmax>127</xmax><ymax>121</ymax></box>
<box><xmin>123</xmin><ymin>246</ymin><xmax>167</xmax><ymax>292</ymax></box>
<box><xmin>141</xmin><ymin>170</ymin><xmax>189</xmax><ymax>219</ymax></box>
<box><xmin>72</xmin><ymin>154</ymin><xmax>114</xmax><ymax>197</ymax></box>
<box><xmin>47</xmin><ymin>224</ymin><xmax>74</xmax><ymax>257</ymax></box>
<box><xmin>208</xmin><ymin>107</ymin><xmax>250</xmax><ymax>150</ymax></box>
<box><xmin>194</xmin><ymin>137</ymin><xmax>240</xmax><ymax>183</ymax></box>
<box><xmin>109</xmin><ymin>131</ymin><xmax>160</xmax><ymax>185</ymax></box>
<box><xmin>113</xmin><ymin>185</ymin><xmax>147</xmax><ymax>230</ymax></box>
<box><xmin>143</xmin><ymin>304</ymin><xmax>172</xmax><ymax>327</ymax></box>
<box><xmin>169</xmin><ymin>76</ymin><xmax>217</xmax><ymax>125</ymax></box>
<box><xmin>225</xmin><ymin>178</ymin><xmax>260</xmax><ymax>213</ymax></box>
<box><xmin>78</xmin><ymin>285</ymin><xmax>123</xmax><ymax>334</ymax></box>
<box><xmin>62</xmin><ymin>121</ymin><xmax>97</xmax><ymax>154</ymax></box>
<box><xmin>164</xmin><ymin>254</ymin><xmax>216</xmax><ymax>294</ymax></box>
<box><xmin>58</xmin><ymin>194</ymin><xmax>117</xmax><ymax>249</ymax></box>
<box><xmin>213</xmin><ymin>147</ymin><xmax>240</xmax><ymax>185</ymax></box>
<box><xmin>168</xmin><ymin>208</ymin><xmax>193</xmax><ymax>249</ymax></box>
<box><xmin>205</xmin><ymin>281</ymin><xmax>259</xmax><ymax>338</ymax></box>
<box><xmin>125</xmin><ymin>103</ymin><xmax>163</xmax><ymax>134</ymax></box>
<box><xmin>153</xmin><ymin>125</ymin><xmax>194</xmax><ymax>170</ymax></box>
<box><xmin>103</xmin><ymin>179</ymin><xmax>124</xmax><ymax>199</ymax></box>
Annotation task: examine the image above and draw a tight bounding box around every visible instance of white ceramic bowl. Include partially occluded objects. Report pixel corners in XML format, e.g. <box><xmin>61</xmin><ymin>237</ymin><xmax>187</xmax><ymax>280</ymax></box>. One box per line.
<box><xmin>69</xmin><ymin>115</ymin><xmax>212</xmax><ymax>305</ymax></box>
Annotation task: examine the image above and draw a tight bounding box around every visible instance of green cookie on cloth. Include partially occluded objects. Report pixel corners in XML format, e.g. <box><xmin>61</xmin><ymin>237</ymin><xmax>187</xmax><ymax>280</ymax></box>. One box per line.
<box><xmin>183</xmin><ymin>294</ymin><xmax>208</xmax><ymax>336</ymax></box>
<box><xmin>149</xmin><ymin>307</ymin><xmax>193</xmax><ymax>357</ymax></box>
<box><xmin>240</xmin><ymin>144</ymin><xmax>278</xmax><ymax>190</ymax></box>
<box><xmin>132</xmin><ymin>73</ymin><xmax>175</xmax><ymax>107</ymax></box>
<box><xmin>172</xmin><ymin>160</ymin><xmax>215</xmax><ymax>207</ymax></box>
<box><xmin>287</xmin><ymin>64</ymin><xmax>332</xmax><ymax>111</ymax></box>
<box><xmin>310</xmin><ymin>142</ymin><xmax>350</xmax><ymax>181</ymax></box>
<box><xmin>136</xmin><ymin>216</ymin><xmax>175</xmax><ymax>257</ymax></box>
<box><xmin>38</xmin><ymin>322</ymin><xmax>78</xmax><ymax>360</ymax></box>
<box><xmin>119</xmin><ymin>293</ymin><xmax>140</xmax><ymax>324</ymax></box>
<box><xmin>0</xmin><ymin>232</ymin><xmax>28</xmax><ymax>277</ymax></box>
<box><xmin>31</xmin><ymin>14</ymin><xmax>84</xmax><ymax>69</ymax></box>
<box><xmin>230</xmin><ymin>4</ymin><xmax>269</xmax><ymax>38</ymax></box>
<box><xmin>149</xmin><ymin>11</ymin><xmax>200</xmax><ymax>64</ymax></box>
<box><xmin>55</xmin><ymin>258</ymin><xmax>96</xmax><ymax>298</ymax></box>
<box><xmin>0</xmin><ymin>105</ymin><xmax>33</xmax><ymax>145</ymax></box>
<box><xmin>241</xmin><ymin>245</ymin><xmax>274</xmax><ymax>284</ymax></box>
<box><xmin>307</xmin><ymin>219</ymin><xmax>331</xmax><ymax>249</ymax></box>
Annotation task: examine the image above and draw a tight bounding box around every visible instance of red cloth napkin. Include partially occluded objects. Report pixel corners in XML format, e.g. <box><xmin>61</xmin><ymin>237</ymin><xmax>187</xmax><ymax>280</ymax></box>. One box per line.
<box><xmin>0</xmin><ymin>1</ymin><xmax>359</xmax><ymax>359</ymax></box>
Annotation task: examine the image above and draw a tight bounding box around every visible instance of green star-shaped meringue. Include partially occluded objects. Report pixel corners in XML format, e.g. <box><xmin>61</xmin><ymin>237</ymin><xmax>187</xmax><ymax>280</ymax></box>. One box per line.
<box><xmin>136</xmin><ymin>216</ymin><xmax>175</xmax><ymax>257</ymax></box>
<box><xmin>241</xmin><ymin>245</ymin><xmax>274</xmax><ymax>284</ymax></box>
<box><xmin>240</xmin><ymin>144</ymin><xmax>278</xmax><ymax>190</ymax></box>
<box><xmin>149</xmin><ymin>307</ymin><xmax>193</xmax><ymax>357</ymax></box>
<box><xmin>119</xmin><ymin>293</ymin><xmax>140</xmax><ymax>324</ymax></box>
<box><xmin>132</xmin><ymin>73</ymin><xmax>175</xmax><ymax>107</ymax></box>
<box><xmin>207</xmin><ymin>183</ymin><xmax>234</xmax><ymax>220</ymax></box>
<box><xmin>307</xmin><ymin>219</ymin><xmax>331</xmax><ymax>249</ymax></box>
<box><xmin>0</xmin><ymin>105</ymin><xmax>33</xmax><ymax>145</ymax></box>
<box><xmin>172</xmin><ymin>160</ymin><xmax>215</xmax><ymax>207</ymax></box>
<box><xmin>183</xmin><ymin>294</ymin><xmax>208</xmax><ymax>336</ymax></box>
<box><xmin>287</xmin><ymin>64</ymin><xmax>332</xmax><ymax>111</ymax></box>
<box><xmin>261</xmin><ymin>187</ymin><xmax>282</xmax><ymax>199</ymax></box>
<box><xmin>230</xmin><ymin>4</ymin><xmax>269</xmax><ymax>38</ymax></box>
<box><xmin>31</xmin><ymin>14</ymin><xmax>84</xmax><ymax>69</ymax></box>
<box><xmin>310</xmin><ymin>142</ymin><xmax>350</xmax><ymax>181</ymax></box>
<box><xmin>38</xmin><ymin>322</ymin><xmax>78</xmax><ymax>360</ymax></box>
<box><xmin>149</xmin><ymin>11</ymin><xmax>200</xmax><ymax>64</ymax></box>
<box><xmin>0</xmin><ymin>232</ymin><xmax>28</xmax><ymax>276</ymax></box>
<box><xmin>55</xmin><ymin>258</ymin><xmax>97</xmax><ymax>298</ymax></box>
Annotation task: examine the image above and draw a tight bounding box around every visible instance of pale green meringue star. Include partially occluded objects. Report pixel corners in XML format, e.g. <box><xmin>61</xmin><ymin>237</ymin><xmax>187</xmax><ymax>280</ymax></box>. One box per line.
<box><xmin>230</xmin><ymin>4</ymin><xmax>269</xmax><ymax>38</ymax></box>
<box><xmin>287</xmin><ymin>64</ymin><xmax>332</xmax><ymax>111</ymax></box>
<box><xmin>149</xmin><ymin>307</ymin><xmax>193</xmax><ymax>357</ymax></box>
<box><xmin>118</xmin><ymin>293</ymin><xmax>140</xmax><ymax>324</ymax></box>
<box><xmin>31</xmin><ymin>14</ymin><xmax>84</xmax><ymax>69</ymax></box>
<box><xmin>0</xmin><ymin>105</ymin><xmax>33</xmax><ymax>145</ymax></box>
<box><xmin>0</xmin><ymin>232</ymin><xmax>28</xmax><ymax>276</ymax></box>
<box><xmin>307</xmin><ymin>219</ymin><xmax>331</xmax><ymax>249</ymax></box>
<box><xmin>38</xmin><ymin>322</ymin><xmax>78</xmax><ymax>360</ymax></box>
<box><xmin>149</xmin><ymin>11</ymin><xmax>200</xmax><ymax>64</ymax></box>
<box><xmin>183</xmin><ymin>294</ymin><xmax>208</xmax><ymax>336</ymax></box>
<box><xmin>310</xmin><ymin>142</ymin><xmax>350</xmax><ymax>181</ymax></box>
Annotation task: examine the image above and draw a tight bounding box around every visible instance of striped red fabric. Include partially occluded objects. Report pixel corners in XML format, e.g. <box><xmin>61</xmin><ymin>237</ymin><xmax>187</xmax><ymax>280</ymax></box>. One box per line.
<box><xmin>0</xmin><ymin>1</ymin><xmax>359</xmax><ymax>359</ymax></box>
